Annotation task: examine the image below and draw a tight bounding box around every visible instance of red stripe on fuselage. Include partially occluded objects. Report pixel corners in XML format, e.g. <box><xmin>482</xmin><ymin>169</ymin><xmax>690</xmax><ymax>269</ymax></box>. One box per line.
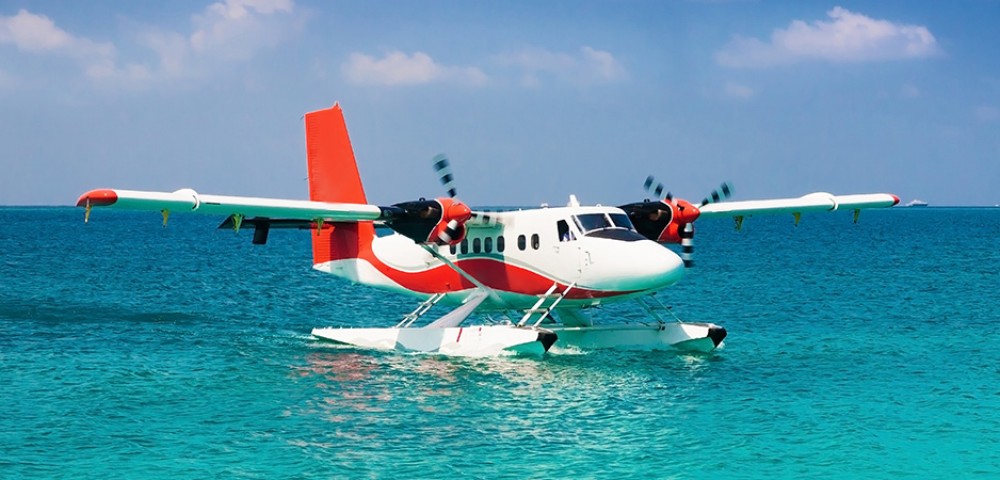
<box><xmin>348</xmin><ymin>245</ymin><xmax>636</xmax><ymax>299</ymax></box>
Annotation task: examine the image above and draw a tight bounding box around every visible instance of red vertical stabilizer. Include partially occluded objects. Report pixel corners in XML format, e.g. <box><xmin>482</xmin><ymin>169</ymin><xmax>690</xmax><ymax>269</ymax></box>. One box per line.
<box><xmin>304</xmin><ymin>103</ymin><xmax>376</xmax><ymax>265</ymax></box>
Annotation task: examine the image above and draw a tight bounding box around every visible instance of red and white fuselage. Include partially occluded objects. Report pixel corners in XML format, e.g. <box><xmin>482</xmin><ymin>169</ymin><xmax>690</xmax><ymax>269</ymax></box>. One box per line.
<box><xmin>314</xmin><ymin>204</ymin><xmax>686</xmax><ymax>310</ymax></box>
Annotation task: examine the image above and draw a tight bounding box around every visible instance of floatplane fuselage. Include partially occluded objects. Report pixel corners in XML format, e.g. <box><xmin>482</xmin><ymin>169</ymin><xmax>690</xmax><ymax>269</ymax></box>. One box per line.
<box><xmin>78</xmin><ymin>103</ymin><xmax>898</xmax><ymax>357</ymax></box>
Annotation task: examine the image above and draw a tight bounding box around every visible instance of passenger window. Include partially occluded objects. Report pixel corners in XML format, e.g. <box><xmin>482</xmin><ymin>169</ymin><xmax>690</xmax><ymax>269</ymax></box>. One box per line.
<box><xmin>517</xmin><ymin>234</ymin><xmax>526</xmax><ymax>251</ymax></box>
<box><xmin>449</xmin><ymin>244</ymin><xmax>457</xmax><ymax>255</ymax></box>
<box><xmin>473</xmin><ymin>238</ymin><xmax>481</xmax><ymax>253</ymax></box>
<box><xmin>460</xmin><ymin>238</ymin><xmax>469</xmax><ymax>254</ymax></box>
<box><xmin>497</xmin><ymin>236</ymin><xmax>505</xmax><ymax>252</ymax></box>
<box><xmin>484</xmin><ymin>237</ymin><xmax>493</xmax><ymax>253</ymax></box>
<box><xmin>531</xmin><ymin>233</ymin><xmax>540</xmax><ymax>250</ymax></box>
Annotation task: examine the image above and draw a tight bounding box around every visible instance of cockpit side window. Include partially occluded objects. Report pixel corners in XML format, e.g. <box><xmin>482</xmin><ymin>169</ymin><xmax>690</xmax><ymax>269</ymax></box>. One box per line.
<box><xmin>557</xmin><ymin>219</ymin><xmax>575</xmax><ymax>242</ymax></box>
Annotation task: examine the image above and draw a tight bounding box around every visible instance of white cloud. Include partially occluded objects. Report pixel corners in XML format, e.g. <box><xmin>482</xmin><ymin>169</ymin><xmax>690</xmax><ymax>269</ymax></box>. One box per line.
<box><xmin>496</xmin><ymin>46</ymin><xmax>626</xmax><ymax>86</ymax></box>
<box><xmin>716</xmin><ymin>6</ymin><xmax>940</xmax><ymax>68</ymax></box>
<box><xmin>0</xmin><ymin>9</ymin><xmax>116</xmax><ymax>75</ymax></box>
<box><xmin>0</xmin><ymin>9</ymin><xmax>71</xmax><ymax>51</ymax></box>
<box><xmin>724</xmin><ymin>81</ymin><xmax>754</xmax><ymax>99</ymax></box>
<box><xmin>189</xmin><ymin>0</ymin><xmax>294</xmax><ymax>60</ymax></box>
<box><xmin>579</xmin><ymin>46</ymin><xmax>626</xmax><ymax>82</ymax></box>
<box><xmin>975</xmin><ymin>106</ymin><xmax>999</xmax><ymax>122</ymax></box>
<box><xmin>341</xmin><ymin>46</ymin><xmax>625</xmax><ymax>88</ymax></box>
<box><xmin>342</xmin><ymin>51</ymin><xmax>487</xmax><ymax>86</ymax></box>
<box><xmin>0</xmin><ymin>1</ymin><xmax>298</xmax><ymax>88</ymax></box>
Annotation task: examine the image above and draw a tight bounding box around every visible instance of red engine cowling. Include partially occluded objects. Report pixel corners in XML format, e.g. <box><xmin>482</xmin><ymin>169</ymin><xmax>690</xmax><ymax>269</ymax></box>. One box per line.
<box><xmin>383</xmin><ymin>197</ymin><xmax>471</xmax><ymax>246</ymax></box>
<box><xmin>621</xmin><ymin>198</ymin><xmax>702</xmax><ymax>244</ymax></box>
<box><xmin>428</xmin><ymin>198</ymin><xmax>471</xmax><ymax>245</ymax></box>
<box><xmin>656</xmin><ymin>199</ymin><xmax>701</xmax><ymax>243</ymax></box>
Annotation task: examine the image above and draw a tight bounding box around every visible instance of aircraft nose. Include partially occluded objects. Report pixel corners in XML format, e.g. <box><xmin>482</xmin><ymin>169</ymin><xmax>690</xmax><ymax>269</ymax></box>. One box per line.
<box><xmin>580</xmin><ymin>240</ymin><xmax>685</xmax><ymax>292</ymax></box>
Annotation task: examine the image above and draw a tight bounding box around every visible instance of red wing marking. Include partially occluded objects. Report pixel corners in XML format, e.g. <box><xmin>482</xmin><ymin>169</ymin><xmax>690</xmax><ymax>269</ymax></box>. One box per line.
<box><xmin>76</xmin><ymin>189</ymin><xmax>118</xmax><ymax>207</ymax></box>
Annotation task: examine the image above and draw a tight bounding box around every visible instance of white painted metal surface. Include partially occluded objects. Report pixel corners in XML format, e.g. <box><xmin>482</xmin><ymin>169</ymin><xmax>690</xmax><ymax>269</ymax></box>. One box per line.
<box><xmin>549</xmin><ymin>322</ymin><xmax>726</xmax><ymax>353</ymax></box>
<box><xmin>311</xmin><ymin>325</ymin><xmax>555</xmax><ymax>357</ymax></box>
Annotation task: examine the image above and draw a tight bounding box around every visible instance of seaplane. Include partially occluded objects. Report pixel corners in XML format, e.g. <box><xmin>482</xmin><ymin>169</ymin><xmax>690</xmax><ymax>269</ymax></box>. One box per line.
<box><xmin>77</xmin><ymin>103</ymin><xmax>899</xmax><ymax>357</ymax></box>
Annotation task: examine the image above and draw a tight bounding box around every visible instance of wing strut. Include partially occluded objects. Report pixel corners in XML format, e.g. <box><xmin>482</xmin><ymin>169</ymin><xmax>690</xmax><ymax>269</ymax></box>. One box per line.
<box><xmin>419</xmin><ymin>245</ymin><xmax>510</xmax><ymax>308</ymax></box>
<box><xmin>424</xmin><ymin>290</ymin><xmax>490</xmax><ymax>329</ymax></box>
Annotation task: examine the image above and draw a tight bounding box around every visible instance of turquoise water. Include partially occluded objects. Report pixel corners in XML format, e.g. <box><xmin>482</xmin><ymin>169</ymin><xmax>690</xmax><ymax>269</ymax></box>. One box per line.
<box><xmin>2</xmin><ymin>207</ymin><xmax>998</xmax><ymax>479</ymax></box>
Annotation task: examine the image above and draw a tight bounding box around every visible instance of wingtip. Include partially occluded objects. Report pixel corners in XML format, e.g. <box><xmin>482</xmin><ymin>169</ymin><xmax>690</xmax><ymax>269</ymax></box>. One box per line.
<box><xmin>77</xmin><ymin>189</ymin><xmax>118</xmax><ymax>207</ymax></box>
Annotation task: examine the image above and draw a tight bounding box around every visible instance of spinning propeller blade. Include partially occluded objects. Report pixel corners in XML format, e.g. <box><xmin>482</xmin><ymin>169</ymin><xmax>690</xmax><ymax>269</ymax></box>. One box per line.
<box><xmin>433</xmin><ymin>154</ymin><xmax>457</xmax><ymax>198</ymax></box>
<box><xmin>680</xmin><ymin>223</ymin><xmax>694</xmax><ymax>268</ymax></box>
<box><xmin>639</xmin><ymin>176</ymin><xmax>736</xmax><ymax>269</ymax></box>
<box><xmin>701</xmin><ymin>181</ymin><xmax>734</xmax><ymax>206</ymax></box>
<box><xmin>432</xmin><ymin>154</ymin><xmax>502</xmax><ymax>226</ymax></box>
<box><xmin>643</xmin><ymin>175</ymin><xmax>673</xmax><ymax>203</ymax></box>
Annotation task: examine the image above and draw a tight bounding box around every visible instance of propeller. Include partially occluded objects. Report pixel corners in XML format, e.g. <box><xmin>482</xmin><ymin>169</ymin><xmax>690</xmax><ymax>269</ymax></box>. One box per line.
<box><xmin>433</xmin><ymin>154</ymin><xmax>502</xmax><ymax>227</ymax></box>
<box><xmin>630</xmin><ymin>176</ymin><xmax>735</xmax><ymax>268</ymax></box>
<box><xmin>701</xmin><ymin>181</ymin><xmax>734</xmax><ymax>206</ymax></box>
<box><xmin>643</xmin><ymin>175</ymin><xmax>673</xmax><ymax>203</ymax></box>
<box><xmin>375</xmin><ymin>154</ymin><xmax>472</xmax><ymax>245</ymax></box>
<box><xmin>433</xmin><ymin>154</ymin><xmax>457</xmax><ymax>198</ymax></box>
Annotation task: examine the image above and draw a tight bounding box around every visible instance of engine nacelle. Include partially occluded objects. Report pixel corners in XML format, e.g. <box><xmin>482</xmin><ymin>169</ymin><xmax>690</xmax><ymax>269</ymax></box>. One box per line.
<box><xmin>619</xmin><ymin>198</ymin><xmax>701</xmax><ymax>244</ymax></box>
<box><xmin>381</xmin><ymin>197</ymin><xmax>471</xmax><ymax>245</ymax></box>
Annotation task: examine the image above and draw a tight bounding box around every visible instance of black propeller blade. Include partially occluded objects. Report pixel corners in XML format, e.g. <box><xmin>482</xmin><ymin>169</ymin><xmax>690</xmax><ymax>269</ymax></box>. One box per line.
<box><xmin>680</xmin><ymin>223</ymin><xmax>694</xmax><ymax>268</ymax></box>
<box><xmin>432</xmin><ymin>154</ymin><xmax>457</xmax><ymax>198</ymax></box>
<box><xmin>643</xmin><ymin>175</ymin><xmax>673</xmax><ymax>203</ymax></box>
<box><xmin>701</xmin><ymin>181</ymin><xmax>734</xmax><ymax>206</ymax></box>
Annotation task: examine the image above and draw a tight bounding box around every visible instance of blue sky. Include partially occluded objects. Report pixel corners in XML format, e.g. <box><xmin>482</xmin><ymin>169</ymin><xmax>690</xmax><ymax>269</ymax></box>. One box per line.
<box><xmin>1</xmin><ymin>0</ymin><xmax>997</xmax><ymax>206</ymax></box>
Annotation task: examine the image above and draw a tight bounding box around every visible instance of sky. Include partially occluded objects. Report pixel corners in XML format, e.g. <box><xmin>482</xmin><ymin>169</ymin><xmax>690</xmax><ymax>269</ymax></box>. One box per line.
<box><xmin>1</xmin><ymin>0</ymin><xmax>998</xmax><ymax>207</ymax></box>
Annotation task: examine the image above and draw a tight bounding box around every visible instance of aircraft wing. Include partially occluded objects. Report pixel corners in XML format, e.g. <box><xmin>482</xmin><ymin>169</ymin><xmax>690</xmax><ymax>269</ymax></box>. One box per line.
<box><xmin>697</xmin><ymin>192</ymin><xmax>899</xmax><ymax>219</ymax></box>
<box><xmin>77</xmin><ymin>188</ymin><xmax>382</xmax><ymax>222</ymax></box>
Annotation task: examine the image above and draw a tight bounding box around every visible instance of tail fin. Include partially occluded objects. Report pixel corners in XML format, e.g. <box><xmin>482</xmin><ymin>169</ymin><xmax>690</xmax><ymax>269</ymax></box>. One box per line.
<box><xmin>304</xmin><ymin>103</ymin><xmax>375</xmax><ymax>265</ymax></box>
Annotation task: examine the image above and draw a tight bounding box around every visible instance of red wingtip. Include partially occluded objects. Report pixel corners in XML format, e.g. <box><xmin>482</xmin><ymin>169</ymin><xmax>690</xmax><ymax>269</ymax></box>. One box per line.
<box><xmin>77</xmin><ymin>189</ymin><xmax>118</xmax><ymax>207</ymax></box>
<box><xmin>891</xmin><ymin>194</ymin><xmax>900</xmax><ymax>206</ymax></box>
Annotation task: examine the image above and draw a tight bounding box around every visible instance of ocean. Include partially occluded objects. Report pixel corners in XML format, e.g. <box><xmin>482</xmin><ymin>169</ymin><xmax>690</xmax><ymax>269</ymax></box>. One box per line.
<box><xmin>1</xmin><ymin>206</ymin><xmax>998</xmax><ymax>479</ymax></box>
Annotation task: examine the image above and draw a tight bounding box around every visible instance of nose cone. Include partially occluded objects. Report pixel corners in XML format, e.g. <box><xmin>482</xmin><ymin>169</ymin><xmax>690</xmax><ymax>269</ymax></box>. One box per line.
<box><xmin>579</xmin><ymin>239</ymin><xmax>685</xmax><ymax>293</ymax></box>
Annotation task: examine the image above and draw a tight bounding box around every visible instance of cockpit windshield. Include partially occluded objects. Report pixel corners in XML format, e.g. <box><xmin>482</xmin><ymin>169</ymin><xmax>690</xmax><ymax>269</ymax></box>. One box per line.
<box><xmin>609</xmin><ymin>213</ymin><xmax>634</xmax><ymax>230</ymax></box>
<box><xmin>573</xmin><ymin>213</ymin><xmax>612</xmax><ymax>233</ymax></box>
<box><xmin>573</xmin><ymin>213</ymin><xmax>637</xmax><ymax>234</ymax></box>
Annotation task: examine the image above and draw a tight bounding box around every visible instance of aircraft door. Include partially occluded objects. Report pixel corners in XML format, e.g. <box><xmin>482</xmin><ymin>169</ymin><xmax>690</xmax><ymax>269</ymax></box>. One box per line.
<box><xmin>554</xmin><ymin>219</ymin><xmax>587</xmax><ymax>278</ymax></box>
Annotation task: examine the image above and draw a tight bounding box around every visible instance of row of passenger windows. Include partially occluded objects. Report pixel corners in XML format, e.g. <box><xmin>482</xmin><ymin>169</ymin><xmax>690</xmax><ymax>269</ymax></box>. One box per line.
<box><xmin>447</xmin><ymin>233</ymin><xmax>541</xmax><ymax>255</ymax></box>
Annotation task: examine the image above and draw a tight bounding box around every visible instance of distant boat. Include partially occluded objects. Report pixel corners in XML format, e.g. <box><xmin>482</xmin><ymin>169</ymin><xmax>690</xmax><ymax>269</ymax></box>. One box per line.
<box><xmin>904</xmin><ymin>199</ymin><xmax>929</xmax><ymax>207</ymax></box>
